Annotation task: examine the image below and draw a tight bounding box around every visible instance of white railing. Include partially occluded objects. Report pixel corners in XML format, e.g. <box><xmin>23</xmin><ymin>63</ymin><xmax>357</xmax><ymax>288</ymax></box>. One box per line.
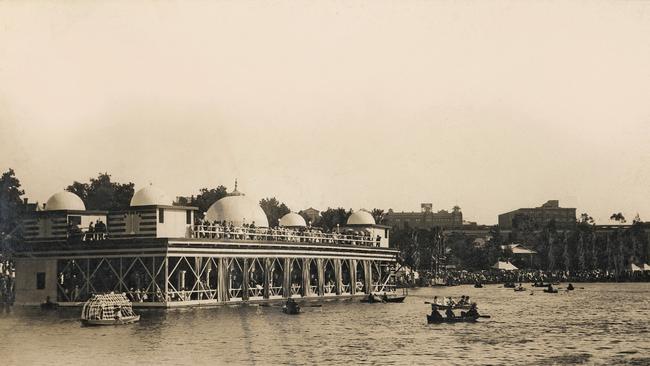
<box><xmin>190</xmin><ymin>225</ymin><xmax>380</xmax><ymax>247</ymax></box>
<box><xmin>290</xmin><ymin>284</ymin><xmax>302</xmax><ymax>296</ymax></box>
<box><xmin>341</xmin><ymin>284</ymin><xmax>351</xmax><ymax>293</ymax></box>
<box><xmin>324</xmin><ymin>284</ymin><xmax>335</xmax><ymax>294</ymax></box>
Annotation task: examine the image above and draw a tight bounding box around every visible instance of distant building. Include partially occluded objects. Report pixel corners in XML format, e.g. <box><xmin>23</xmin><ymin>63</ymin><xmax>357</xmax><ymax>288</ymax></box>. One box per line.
<box><xmin>384</xmin><ymin>203</ymin><xmax>463</xmax><ymax>229</ymax></box>
<box><xmin>299</xmin><ymin>207</ymin><xmax>320</xmax><ymax>225</ymax></box>
<box><xmin>498</xmin><ymin>200</ymin><xmax>576</xmax><ymax>230</ymax></box>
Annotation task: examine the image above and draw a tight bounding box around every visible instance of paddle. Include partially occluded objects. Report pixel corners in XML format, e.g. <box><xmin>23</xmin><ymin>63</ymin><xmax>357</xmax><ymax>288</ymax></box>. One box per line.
<box><xmin>478</xmin><ymin>315</ymin><xmax>491</xmax><ymax>319</ymax></box>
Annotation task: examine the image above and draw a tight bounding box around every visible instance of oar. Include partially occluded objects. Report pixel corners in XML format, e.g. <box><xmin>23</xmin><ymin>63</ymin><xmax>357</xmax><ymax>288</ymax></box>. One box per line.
<box><xmin>478</xmin><ymin>315</ymin><xmax>491</xmax><ymax>319</ymax></box>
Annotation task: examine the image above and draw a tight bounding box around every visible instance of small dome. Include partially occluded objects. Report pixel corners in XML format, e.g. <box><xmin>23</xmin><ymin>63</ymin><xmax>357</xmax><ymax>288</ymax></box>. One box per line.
<box><xmin>130</xmin><ymin>185</ymin><xmax>171</xmax><ymax>207</ymax></box>
<box><xmin>347</xmin><ymin>210</ymin><xmax>376</xmax><ymax>225</ymax></box>
<box><xmin>205</xmin><ymin>195</ymin><xmax>269</xmax><ymax>227</ymax></box>
<box><xmin>45</xmin><ymin>191</ymin><xmax>86</xmax><ymax>211</ymax></box>
<box><xmin>279</xmin><ymin>212</ymin><xmax>307</xmax><ymax>227</ymax></box>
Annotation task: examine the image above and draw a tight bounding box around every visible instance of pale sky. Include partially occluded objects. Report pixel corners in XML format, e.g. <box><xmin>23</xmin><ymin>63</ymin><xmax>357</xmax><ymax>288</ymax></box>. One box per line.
<box><xmin>1</xmin><ymin>1</ymin><xmax>649</xmax><ymax>225</ymax></box>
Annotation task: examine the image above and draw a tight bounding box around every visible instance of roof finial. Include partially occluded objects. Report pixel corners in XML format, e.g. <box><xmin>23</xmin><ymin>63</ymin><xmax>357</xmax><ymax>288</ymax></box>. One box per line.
<box><xmin>234</xmin><ymin>178</ymin><xmax>238</xmax><ymax>191</ymax></box>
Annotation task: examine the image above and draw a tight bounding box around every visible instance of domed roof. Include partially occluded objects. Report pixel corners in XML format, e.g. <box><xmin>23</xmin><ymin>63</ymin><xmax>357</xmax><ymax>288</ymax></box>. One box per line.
<box><xmin>279</xmin><ymin>212</ymin><xmax>307</xmax><ymax>227</ymax></box>
<box><xmin>205</xmin><ymin>195</ymin><xmax>269</xmax><ymax>227</ymax></box>
<box><xmin>130</xmin><ymin>185</ymin><xmax>171</xmax><ymax>207</ymax></box>
<box><xmin>45</xmin><ymin>191</ymin><xmax>86</xmax><ymax>211</ymax></box>
<box><xmin>346</xmin><ymin>210</ymin><xmax>376</xmax><ymax>226</ymax></box>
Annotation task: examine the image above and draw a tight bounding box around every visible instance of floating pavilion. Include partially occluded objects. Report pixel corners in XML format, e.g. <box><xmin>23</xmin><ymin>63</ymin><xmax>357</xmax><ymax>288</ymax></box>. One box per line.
<box><xmin>15</xmin><ymin>185</ymin><xmax>397</xmax><ymax>307</ymax></box>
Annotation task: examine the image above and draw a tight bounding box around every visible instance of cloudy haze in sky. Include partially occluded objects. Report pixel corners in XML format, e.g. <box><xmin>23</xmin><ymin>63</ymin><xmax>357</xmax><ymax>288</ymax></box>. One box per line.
<box><xmin>1</xmin><ymin>1</ymin><xmax>649</xmax><ymax>224</ymax></box>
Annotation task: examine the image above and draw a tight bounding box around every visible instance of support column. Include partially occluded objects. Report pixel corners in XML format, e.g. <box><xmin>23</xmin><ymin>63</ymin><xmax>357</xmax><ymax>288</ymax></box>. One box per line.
<box><xmin>350</xmin><ymin>259</ymin><xmax>357</xmax><ymax>295</ymax></box>
<box><xmin>218</xmin><ymin>258</ymin><xmax>228</xmax><ymax>302</ymax></box>
<box><xmin>302</xmin><ymin>258</ymin><xmax>310</xmax><ymax>296</ymax></box>
<box><xmin>317</xmin><ymin>258</ymin><xmax>324</xmax><ymax>297</ymax></box>
<box><xmin>164</xmin><ymin>257</ymin><xmax>169</xmax><ymax>304</ymax></box>
<box><xmin>242</xmin><ymin>259</ymin><xmax>250</xmax><ymax>301</ymax></box>
<box><xmin>334</xmin><ymin>259</ymin><xmax>342</xmax><ymax>295</ymax></box>
<box><xmin>283</xmin><ymin>258</ymin><xmax>291</xmax><ymax>298</ymax></box>
<box><xmin>364</xmin><ymin>260</ymin><xmax>372</xmax><ymax>294</ymax></box>
<box><xmin>263</xmin><ymin>258</ymin><xmax>270</xmax><ymax>299</ymax></box>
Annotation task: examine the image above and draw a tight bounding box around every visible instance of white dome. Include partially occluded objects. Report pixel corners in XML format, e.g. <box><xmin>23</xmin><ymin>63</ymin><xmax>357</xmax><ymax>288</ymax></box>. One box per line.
<box><xmin>347</xmin><ymin>210</ymin><xmax>376</xmax><ymax>225</ymax></box>
<box><xmin>279</xmin><ymin>212</ymin><xmax>307</xmax><ymax>227</ymax></box>
<box><xmin>205</xmin><ymin>195</ymin><xmax>269</xmax><ymax>227</ymax></box>
<box><xmin>130</xmin><ymin>185</ymin><xmax>171</xmax><ymax>206</ymax></box>
<box><xmin>45</xmin><ymin>191</ymin><xmax>86</xmax><ymax>211</ymax></box>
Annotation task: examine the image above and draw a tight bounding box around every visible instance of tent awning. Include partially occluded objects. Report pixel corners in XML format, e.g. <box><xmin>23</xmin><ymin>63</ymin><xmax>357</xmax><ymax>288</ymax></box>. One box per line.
<box><xmin>492</xmin><ymin>261</ymin><xmax>518</xmax><ymax>271</ymax></box>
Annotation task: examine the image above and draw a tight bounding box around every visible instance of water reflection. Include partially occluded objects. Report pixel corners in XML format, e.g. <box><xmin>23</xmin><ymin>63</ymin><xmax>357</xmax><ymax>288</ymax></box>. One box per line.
<box><xmin>1</xmin><ymin>283</ymin><xmax>649</xmax><ymax>365</ymax></box>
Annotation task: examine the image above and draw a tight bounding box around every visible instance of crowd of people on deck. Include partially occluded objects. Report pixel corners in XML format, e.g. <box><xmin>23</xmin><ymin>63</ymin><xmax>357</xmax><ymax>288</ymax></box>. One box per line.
<box><xmin>192</xmin><ymin>219</ymin><xmax>382</xmax><ymax>247</ymax></box>
<box><xmin>67</xmin><ymin>219</ymin><xmax>108</xmax><ymax>241</ymax></box>
<box><xmin>412</xmin><ymin>268</ymin><xmax>650</xmax><ymax>287</ymax></box>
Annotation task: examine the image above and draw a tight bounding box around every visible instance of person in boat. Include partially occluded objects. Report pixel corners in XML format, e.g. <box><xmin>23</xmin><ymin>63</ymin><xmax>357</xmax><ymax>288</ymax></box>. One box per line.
<box><xmin>458</xmin><ymin>295</ymin><xmax>465</xmax><ymax>306</ymax></box>
<box><xmin>286</xmin><ymin>297</ymin><xmax>299</xmax><ymax>313</ymax></box>
<box><xmin>567</xmin><ymin>283</ymin><xmax>575</xmax><ymax>290</ymax></box>
<box><xmin>465</xmin><ymin>303</ymin><xmax>479</xmax><ymax>319</ymax></box>
<box><xmin>547</xmin><ymin>283</ymin><xmax>554</xmax><ymax>292</ymax></box>
<box><xmin>464</xmin><ymin>296</ymin><xmax>470</xmax><ymax>305</ymax></box>
<box><xmin>382</xmin><ymin>292</ymin><xmax>389</xmax><ymax>302</ymax></box>
<box><xmin>430</xmin><ymin>304</ymin><xmax>443</xmax><ymax>320</ymax></box>
<box><xmin>445</xmin><ymin>304</ymin><xmax>455</xmax><ymax>319</ymax></box>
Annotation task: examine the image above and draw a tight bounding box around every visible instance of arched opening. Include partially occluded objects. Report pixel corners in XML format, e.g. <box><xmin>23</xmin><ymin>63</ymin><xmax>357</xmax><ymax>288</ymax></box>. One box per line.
<box><xmin>355</xmin><ymin>261</ymin><xmax>366</xmax><ymax>294</ymax></box>
<box><xmin>289</xmin><ymin>259</ymin><xmax>302</xmax><ymax>297</ymax></box>
<box><xmin>269</xmin><ymin>258</ymin><xmax>284</xmax><ymax>298</ymax></box>
<box><xmin>308</xmin><ymin>259</ymin><xmax>319</xmax><ymax>296</ymax></box>
<box><xmin>248</xmin><ymin>258</ymin><xmax>264</xmax><ymax>299</ymax></box>
<box><xmin>323</xmin><ymin>259</ymin><xmax>336</xmax><ymax>295</ymax></box>
<box><xmin>341</xmin><ymin>260</ymin><xmax>351</xmax><ymax>294</ymax></box>
<box><xmin>228</xmin><ymin>258</ymin><xmax>244</xmax><ymax>300</ymax></box>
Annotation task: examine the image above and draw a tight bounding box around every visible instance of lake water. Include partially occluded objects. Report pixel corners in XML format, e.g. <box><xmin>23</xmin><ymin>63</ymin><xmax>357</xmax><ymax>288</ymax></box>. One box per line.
<box><xmin>1</xmin><ymin>283</ymin><xmax>649</xmax><ymax>365</ymax></box>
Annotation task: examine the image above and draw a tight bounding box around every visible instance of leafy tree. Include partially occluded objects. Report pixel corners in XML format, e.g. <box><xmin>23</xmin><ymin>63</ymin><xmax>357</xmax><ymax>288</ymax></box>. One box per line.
<box><xmin>579</xmin><ymin>213</ymin><xmax>595</xmax><ymax>225</ymax></box>
<box><xmin>259</xmin><ymin>197</ymin><xmax>290</xmax><ymax>227</ymax></box>
<box><xmin>371</xmin><ymin>208</ymin><xmax>386</xmax><ymax>225</ymax></box>
<box><xmin>318</xmin><ymin>208</ymin><xmax>352</xmax><ymax>231</ymax></box>
<box><xmin>66</xmin><ymin>173</ymin><xmax>134</xmax><ymax>211</ymax></box>
<box><xmin>610</xmin><ymin>212</ymin><xmax>626</xmax><ymax>223</ymax></box>
<box><xmin>190</xmin><ymin>186</ymin><xmax>228</xmax><ymax>218</ymax></box>
<box><xmin>1</xmin><ymin>169</ymin><xmax>26</xmax><ymax>271</ymax></box>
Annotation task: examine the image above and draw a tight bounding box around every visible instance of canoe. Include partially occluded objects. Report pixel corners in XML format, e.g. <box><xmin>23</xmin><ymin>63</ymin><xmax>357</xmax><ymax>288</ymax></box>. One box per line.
<box><xmin>427</xmin><ymin>314</ymin><xmax>477</xmax><ymax>324</ymax></box>
<box><xmin>543</xmin><ymin>289</ymin><xmax>558</xmax><ymax>293</ymax></box>
<box><xmin>513</xmin><ymin>287</ymin><xmax>526</xmax><ymax>292</ymax></box>
<box><xmin>474</xmin><ymin>284</ymin><xmax>483</xmax><ymax>288</ymax></box>
<box><xmin>40</xmin><ymin>302</ymin><xmax>59</xmax><ymax>310</ymax></box>
<box><xmin>81</xmin><ymin>315</ymin><xmax>140</xmax><ymax>326</ymax></box>
<box><xmin>503</xmin><ymin>283</ymin><xmax>516</xmax><ymax>288</ymax></box>
<box><xmin>532</xmin><ymin>283</ymin><xmax>551</xmax><ymax>287</ymax></box>
<box><xmin>383</xmin><ymin>296</ymin><xmax>407</xmax><ymax>303</ymax></box>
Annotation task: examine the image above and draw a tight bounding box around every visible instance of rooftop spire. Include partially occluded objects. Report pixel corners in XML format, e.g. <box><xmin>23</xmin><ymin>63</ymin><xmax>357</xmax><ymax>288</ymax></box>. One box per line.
<box><xmin>230</xmin><ymin>178</ymin><xmax>244</xmax><ymax>196</ymax></box>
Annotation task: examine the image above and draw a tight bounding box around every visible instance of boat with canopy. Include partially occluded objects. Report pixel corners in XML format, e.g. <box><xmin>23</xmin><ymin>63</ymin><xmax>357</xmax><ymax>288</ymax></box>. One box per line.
<box><xmin>80</xmin><ymin>293</ymin><xmax>140</xmax><ymax>326</ymax></box>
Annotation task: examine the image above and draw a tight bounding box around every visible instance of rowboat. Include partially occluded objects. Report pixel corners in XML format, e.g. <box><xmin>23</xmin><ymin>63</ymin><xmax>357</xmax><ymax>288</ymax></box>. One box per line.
<box><xmin>427</xmin><ymin>315</ymin><xmax>478</xmax><ymax>324</ymax></box>
<box><xmin>81</xmin><ymin>315</ymin><xmax>140</xmax><ymax>326</ymax></box>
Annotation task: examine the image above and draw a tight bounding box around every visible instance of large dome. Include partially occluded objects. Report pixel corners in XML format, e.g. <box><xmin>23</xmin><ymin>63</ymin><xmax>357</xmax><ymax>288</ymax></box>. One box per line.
<box><xmin>130</xmin><ymin>185</ymin><xmax>171</xmax><ymax>206</ymax></box>
<box><xmin>205</xmin><ymin>195</ymin><xmax>269</xmax><ymax>227</ymax></box>
<box><xmin>279</xmin><ymin>212</ymin><xmax>307</xmax><ymax>227</ymax></box>
<box><xmin>45</xmin><ymin>191</ymin><xmax>86</xmax><ymax>211</ymax></box>
<box><xmin>347</xmin><ymin>210</ymin><xmax>376</xmax><ymax>225</ymax></box>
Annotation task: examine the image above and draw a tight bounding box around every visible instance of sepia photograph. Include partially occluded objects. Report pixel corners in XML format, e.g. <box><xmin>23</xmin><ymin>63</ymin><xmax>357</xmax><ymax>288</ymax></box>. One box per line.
<box><xmin>1</xmin><ymin>1</ymin><xmax>649</xmax><ymax>365</ymax></box>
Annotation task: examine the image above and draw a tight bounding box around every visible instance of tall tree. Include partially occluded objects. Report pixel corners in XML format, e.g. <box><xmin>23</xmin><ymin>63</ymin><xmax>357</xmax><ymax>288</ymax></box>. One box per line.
<box><xmin>318</xmin><ymin>208</ymin><xmax>352</xmax><ymax>231</ymax></box>
<box><xmin>610</xmin><ymin>212</ymin><xmax>626</xmax><ymax>223</ymax></box>
<box><xmin>371</xmin><ymin>208</ymin><xmax>386</xmax><ymax>225</ymax></box>
<box><xmin>259</xmin><ymin>197</ymin><xmax>290</xmax><ymax>228</ymax></box>
<box><xmin>0</xmin><ymin>169</ymin><xmax>25</xmax><ymax>268</ymax></box>
<box><xmin>66</xmin><ymin>173</ymin><xmax>134</xmax><ymax>211</ymax></box>
<box><xmin>190</xmin><ymin>186</ymin><xmax>228</xmax><ymax>218</ymax></box>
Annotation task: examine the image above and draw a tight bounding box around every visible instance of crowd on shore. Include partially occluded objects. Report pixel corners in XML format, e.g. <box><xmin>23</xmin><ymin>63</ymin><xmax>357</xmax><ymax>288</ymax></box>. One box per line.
<box><xmin>404</xmin><ymin>269</ymin><xmax>650</xmax><ymax>287</ymax></box>
<box><xmin>0</xmin><ymin>273</ymin><xmax>15</xmax><ymax>304</ymax></box>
